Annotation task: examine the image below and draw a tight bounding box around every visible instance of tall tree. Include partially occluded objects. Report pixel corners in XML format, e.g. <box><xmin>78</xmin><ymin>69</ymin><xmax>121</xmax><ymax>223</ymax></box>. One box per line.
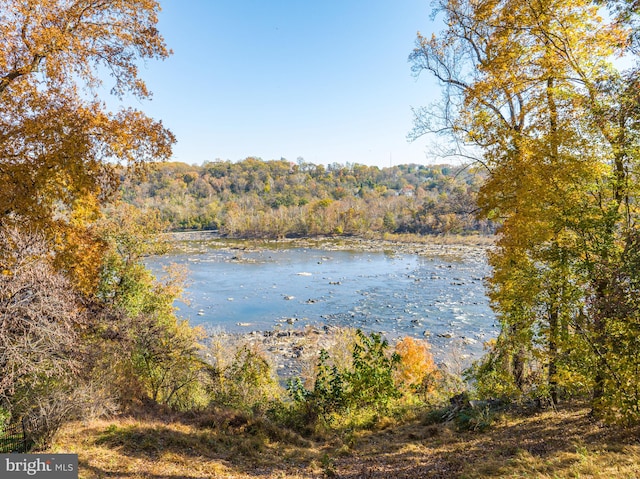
<box><xmin>0</xmin><ymin>0</ymin><xmax>174</xmax><ymax>290</ymax></box>
<box><xmin>412</xmin><ymin>0</ymin><xmax>640</xmax><ymax>419</ymax></box>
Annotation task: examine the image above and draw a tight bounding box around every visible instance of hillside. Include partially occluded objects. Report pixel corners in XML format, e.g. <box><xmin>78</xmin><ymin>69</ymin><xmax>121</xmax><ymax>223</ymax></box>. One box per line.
<box><xmin>53</xmin><ymin>402</ymin><xmax>640</xmax><ymax>478</ymax></box>
<box><xmin>121</xmin><ymin>159</ymin><xmax>493</xmax><ymax>238</ymax></box>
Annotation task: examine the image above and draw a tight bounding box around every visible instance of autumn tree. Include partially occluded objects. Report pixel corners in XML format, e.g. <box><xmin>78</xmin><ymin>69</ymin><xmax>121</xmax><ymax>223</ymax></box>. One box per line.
<box><xmin>0</xmin><ymin>1</ymin><xmax>204</xmax><ymax>431</ymax></box>
<box><xmin>394</xmin><ymin>336</ymin><xmax>439</xmax><ymax>396</ymax></box>
<box><xmin>412</xmin><ymin>0</ymin><xmax>640</xmax><ymax>419</ymax></box>
<box><xmin>120</xmin><ymin>158</ymin><xmax>489</xmax><ymax>238</ymax></box>
<box><xmin>0</xmin><ymin>0</ymin><xmax>174</xmax><ymax>290</ymax></box>
<box><xmin>93</xmin><ymin>203</ymin><xmax>208</xmax><ymax>410</ymax></box>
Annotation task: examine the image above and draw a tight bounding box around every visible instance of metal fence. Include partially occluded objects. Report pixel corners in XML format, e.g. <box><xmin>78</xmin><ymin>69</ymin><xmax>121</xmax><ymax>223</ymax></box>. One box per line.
<box><xmin>0</xmin><ymin>417</ymin><xmax>39</xmax><ymax>453</ymax></box>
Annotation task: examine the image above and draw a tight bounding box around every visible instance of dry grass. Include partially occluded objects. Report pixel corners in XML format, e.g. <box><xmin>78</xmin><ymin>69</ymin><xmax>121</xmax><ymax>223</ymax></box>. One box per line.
<box><xmin>50</xmin><ymin>402</ymin><xmax>640</xmax><ymax>479</ymax></box>
<box><xmin>51</xmin><ymin>411</ymin><xmax>327</xmax><ymax>478</ymax></box>
<box><xmin>331</xmin><ymin>403</ymin><xmax>640</xmax><ymax>479</ymax></box>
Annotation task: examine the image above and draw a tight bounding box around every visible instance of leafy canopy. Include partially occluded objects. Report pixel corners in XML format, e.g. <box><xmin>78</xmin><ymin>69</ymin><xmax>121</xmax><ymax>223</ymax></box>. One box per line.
<box><xmin>0</xmin><ymin>0</ymin><xmax>174</xmax><ymax>290</ymax></box>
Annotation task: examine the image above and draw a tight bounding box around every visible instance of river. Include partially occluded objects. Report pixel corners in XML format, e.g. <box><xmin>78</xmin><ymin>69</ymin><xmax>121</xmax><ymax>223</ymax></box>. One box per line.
<box><xmin>147</xmin><ymin>234</ymin><xmax>498</xmax><ymax>363</ymax></box>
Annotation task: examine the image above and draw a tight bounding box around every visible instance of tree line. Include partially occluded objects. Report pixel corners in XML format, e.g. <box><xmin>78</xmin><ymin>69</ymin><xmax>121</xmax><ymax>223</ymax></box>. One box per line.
<box><xmin>121</xmin><ymin>158</ymin><xmax>493</xmax><ymax>237</ymax></box>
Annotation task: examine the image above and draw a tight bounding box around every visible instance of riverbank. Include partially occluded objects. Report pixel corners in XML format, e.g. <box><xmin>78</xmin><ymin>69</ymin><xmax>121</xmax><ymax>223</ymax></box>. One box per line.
<box><xmin>206</xmin><ymin>324</ymin><xmax>460</xmax><ymax>386</ymax></box>
<box><xmin>204</xmin><ymin>323</ymin><xmax>478</xmax><ymax>391</ymax></box>
<box><xmin>164</xmin><ymin>230</ymin><xmax>494</xmax><ymax>258</ymax></box>
<box><xmin>204</xmin><ymin>325</ymin><xmax>344</xmax><ymax>383</ymax></box>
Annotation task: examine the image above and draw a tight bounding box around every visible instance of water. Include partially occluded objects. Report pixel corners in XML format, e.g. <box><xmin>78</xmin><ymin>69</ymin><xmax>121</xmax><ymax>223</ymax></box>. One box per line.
<box><xmin>148</xmin><ymin>238</ymin><xmax>498</xmax><ymax>361</ymax></box>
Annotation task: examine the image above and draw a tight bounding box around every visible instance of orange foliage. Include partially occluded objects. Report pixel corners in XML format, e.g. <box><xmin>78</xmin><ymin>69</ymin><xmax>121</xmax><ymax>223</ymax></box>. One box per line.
<box><xmin>0</xmin><ymin>0</ymin><xmax>174</xmax><ymax>291</ymax></box>
<box><xmin>394</xmin><ymin>336</ymin><xmax>439</xmax><ymax>393</ymax></box>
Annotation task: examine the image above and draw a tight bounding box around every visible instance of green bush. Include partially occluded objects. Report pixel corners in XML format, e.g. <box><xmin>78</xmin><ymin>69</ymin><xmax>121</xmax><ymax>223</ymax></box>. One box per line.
<box><xmin>211</xmin><ymin>345</ymin><xmax>281</xmax><ymax>413</ymax></box>
<box><xmin>345</xmin><ymin>330</ymin><xmax>400</xmax><ymax>411</ymax></box>
<box><xmin>286</xmin><ymin>330</ymin><xmax>401</xmax><ymax>430</ymax></box>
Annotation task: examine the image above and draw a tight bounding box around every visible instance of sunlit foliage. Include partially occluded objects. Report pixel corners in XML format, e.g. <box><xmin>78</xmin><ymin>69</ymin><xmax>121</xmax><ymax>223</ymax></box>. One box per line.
<box><xmin>0</xmin><ymin>0</ymin><xmax>174</xmax><ymax>289</ymax></box>
<box><xmin>121</xmin><ymin>158</ymin><xmax>492</xmax><ymax>238</ymax></box>
<box><xmin>412</xmin><ymin>0</ymin><xmax>640</xmax><ymax>422</ymax></box>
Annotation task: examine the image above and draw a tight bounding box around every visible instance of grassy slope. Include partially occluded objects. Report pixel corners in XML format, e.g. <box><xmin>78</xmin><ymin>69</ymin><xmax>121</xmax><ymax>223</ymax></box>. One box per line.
<box><xmin>51</xmin><ymin>402</ymin><xmax>640</xmax><ymax>479</ymax></box>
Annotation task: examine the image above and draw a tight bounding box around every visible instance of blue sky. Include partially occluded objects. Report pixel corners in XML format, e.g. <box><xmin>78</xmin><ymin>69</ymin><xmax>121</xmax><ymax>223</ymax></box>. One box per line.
<box><xmin>132</xmin><ymin>1</ymin><xmax>441</xmax><ymax>168</ymax></box>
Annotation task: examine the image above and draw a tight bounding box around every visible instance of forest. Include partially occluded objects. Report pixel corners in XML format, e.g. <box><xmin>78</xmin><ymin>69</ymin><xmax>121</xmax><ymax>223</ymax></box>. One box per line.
<box><xmin>120</xmin><ymin>158</ymin><xmax>492</xmax><ymax>237</ymax></box>
<box><xmin>0</xmin><ymin>0</ymin><xmax>640</xmax><ymax>477</ymax></box>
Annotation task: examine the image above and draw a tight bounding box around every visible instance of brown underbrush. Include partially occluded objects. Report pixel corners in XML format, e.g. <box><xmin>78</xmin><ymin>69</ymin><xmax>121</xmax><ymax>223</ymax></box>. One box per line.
<box><xmin>50</xmin><ymin>401</ymin><xmax>640</xmax><ymax>479</ymax></box>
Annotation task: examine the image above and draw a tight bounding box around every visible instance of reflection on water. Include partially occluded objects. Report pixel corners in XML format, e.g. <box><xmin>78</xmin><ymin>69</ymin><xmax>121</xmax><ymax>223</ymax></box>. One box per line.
<box><xmin>147</xmin><ymin>240</ymin><xmax>498</xmax><ymax>361</ymax></box>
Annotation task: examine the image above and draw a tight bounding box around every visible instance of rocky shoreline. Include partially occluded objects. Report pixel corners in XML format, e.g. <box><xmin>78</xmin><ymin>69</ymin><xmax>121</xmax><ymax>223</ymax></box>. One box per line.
<box><xmin>202</xmin><ymin>324</ymin><xmax>350</xmax><ymax>382</ymax></box>
<box><xmin>204</xmin><ymin>322</ymin><xmax>476</xmax><ymax>384</ymax></box>
<box><xmin>166</xmin><ymin>231</ymin><xmax>493</xmax><ymax>263</ymax></box>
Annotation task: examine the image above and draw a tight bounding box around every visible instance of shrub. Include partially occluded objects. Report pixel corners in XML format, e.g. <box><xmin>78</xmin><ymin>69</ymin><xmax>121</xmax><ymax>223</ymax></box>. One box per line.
<box><xmin>286</xmin><ymin>329</ymin><xmax>401</xmax><ymax>429</ymax></box>
<box><xmin>345</xmin><ymin>330</ymin><xmax>400</xmax><ymax>411</ymax></box>
<box><xmin>95</xmin><ymin>207</ymin><xmax>209</xmax><ymax>410</ymax></box>
<box><xmin>130</xmin><ymin>312</ymin><xmax>208</xmax><ymax>410</ymax></box>
<box><xmin>394</xmin><ymin>336</ymin><xmax>439</xmax><ymax>397</ymax></box>
<box><xmin>288</xmin><ymin>349</ymin><xmax>348</xmax><ymax>419</ymax></box>
<box><xmin>466</xmin><ymin>339</ymin><xmax>526</xmax><ymax>402</ymax></box>
<box><xmin>0</xmin><ymin>228</ymin><xmax>85</xmax><ymax>415</ymax></box>
<box><xmin>0</xmin><ymin>408</ymin><xmax>9</xmax><ymax>435</ymax></box>
<box><xmin>210</xmin><ymin>344</ymin><xmax>281</xmax><ymax>413</ymax></box>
